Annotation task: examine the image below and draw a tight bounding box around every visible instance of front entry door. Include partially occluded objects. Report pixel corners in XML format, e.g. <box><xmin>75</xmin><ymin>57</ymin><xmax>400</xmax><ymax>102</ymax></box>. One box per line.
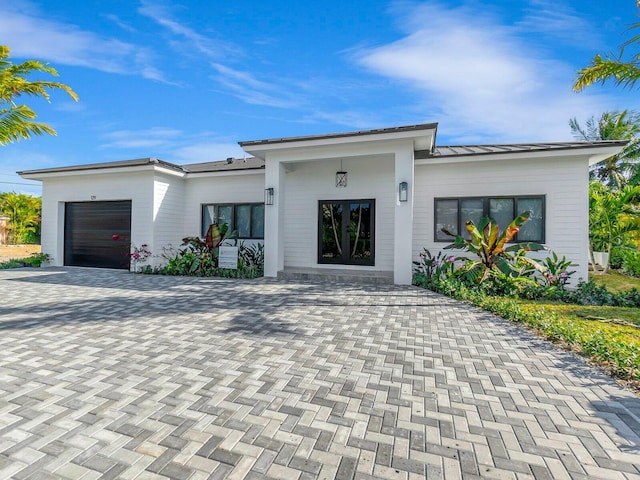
<box><xmin>318</xmin><ymin>199</ymin><xmax>375</xmax><ymax>265</ymax></box>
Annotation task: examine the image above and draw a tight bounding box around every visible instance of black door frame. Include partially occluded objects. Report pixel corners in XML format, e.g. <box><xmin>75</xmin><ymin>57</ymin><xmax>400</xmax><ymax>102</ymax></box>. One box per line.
<box><xmin>317</xmin><ymin>199</ymin><xmax>375</xmax><ymax>266</ymax></box>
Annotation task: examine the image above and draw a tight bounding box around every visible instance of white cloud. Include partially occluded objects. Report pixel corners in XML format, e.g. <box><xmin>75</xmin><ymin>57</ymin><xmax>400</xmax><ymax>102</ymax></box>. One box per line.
<box><xmin>210</xmin><ymin>63</ymin><xmax>301</xmax><ymax>109</ymax></box>
<box><xmin>102</xmin><ymin>14</ymin><xmax>137</xmax><ymax>33</ymax></box>
<box><xmin>1</xmin><ymin>1</ymin><xmax>168</xmax><ymax>82</ymax></box>
<box><xmin>354</xmin><ymin>2</ymin><xmax>613</xmax><ymax>143</ymax></box>
<box><xmin>0</xmin><ymin>150</ymin><xmax>60</xmax><ymax>196</ymax></box>
<box><xmin>100</xmin><ymin>128</ymin><xmax>183</xmax><ymax>149</ymax></box>
<box><xmin>517</xmin><ymin>0</ymin><xmax>598</xmax><ymax>49</ymax></box>
<box><xmin>138</xmin><ymin>0</ymin><xmax>240</xmax><ymax>59</ymax></box>
<box><xmin>171</xmin><ymin>141</ymin><xmax>246</xmax><ymax>164</ymax></box>
<box><xmin>99</xmin><ymin>128</ymin><xmax>244</xmax><ymax>164</ymax></box>
<box><xmin>305</xmin><ymin>110</ymin><xmax>385</xmax><ymax>130</ymax></box>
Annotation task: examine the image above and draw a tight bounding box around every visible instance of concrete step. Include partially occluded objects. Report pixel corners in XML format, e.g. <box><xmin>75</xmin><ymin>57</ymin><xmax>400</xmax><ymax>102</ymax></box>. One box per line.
<box><xmin>277</xmin><ymin>267</ymin><xmax>394</xmax><ymax>285</ymax></box>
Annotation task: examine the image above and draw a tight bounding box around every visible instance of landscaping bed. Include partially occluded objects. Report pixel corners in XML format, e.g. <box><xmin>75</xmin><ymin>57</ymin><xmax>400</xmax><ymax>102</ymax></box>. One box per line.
<box><xmin>0</xmin><ymin>244</ymin><xmax>41</xmax><ymax>261</ymax></box>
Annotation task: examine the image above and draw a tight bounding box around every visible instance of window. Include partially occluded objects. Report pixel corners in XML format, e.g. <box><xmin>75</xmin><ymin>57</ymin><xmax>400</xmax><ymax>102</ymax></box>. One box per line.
<box><xmin>201</xmin><ymin>203</ymin><xmax>265</xmax><ymax>239</ymax></box>
<box><xmin>434</xmin><ymin>196</ymin><xmax>544</xmax><ymax>243</ymax></box>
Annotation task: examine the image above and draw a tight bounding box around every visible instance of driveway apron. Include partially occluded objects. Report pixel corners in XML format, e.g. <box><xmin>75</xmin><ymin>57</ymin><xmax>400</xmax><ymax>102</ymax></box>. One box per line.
<box><xmin>0</xmin><ymin>268</ymin><xmax>638</xmax><ymax>479</ymax></box>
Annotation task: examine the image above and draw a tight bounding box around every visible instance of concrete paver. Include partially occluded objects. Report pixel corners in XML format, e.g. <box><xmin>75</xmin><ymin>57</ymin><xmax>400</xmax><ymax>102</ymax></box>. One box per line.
<box><xmin>0</xmin><ymin>267</ymin><xmax>638</xmax><ymax>479</ymax></box>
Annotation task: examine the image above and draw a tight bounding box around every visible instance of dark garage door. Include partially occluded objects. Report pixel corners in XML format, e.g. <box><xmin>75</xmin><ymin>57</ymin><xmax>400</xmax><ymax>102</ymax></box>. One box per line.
<box><xmin>64</xmin><ymin>201</ymin><xmax>132</xmax><ymax>269</ymax></box>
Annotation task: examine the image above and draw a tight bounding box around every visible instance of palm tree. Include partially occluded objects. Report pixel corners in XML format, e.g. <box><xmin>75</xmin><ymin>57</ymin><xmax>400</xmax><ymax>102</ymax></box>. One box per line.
<box><xmin>573</xmin><ymin>2</ymin><xmax>640</xmax><ymax>92</ymax></box>
<box><xmin>569</xmin><ymin>111</ymin><xmax>640</xmax><ymax>188</ymax></box>
<box><xmin>0</xmin><ymin>192</ymin><xmax>42</xmax><ymax>244</ymax></box>
<box><xmin>0</xmin><ymin>45</ymin><xmax>78</xmax><ymax>146</ymax></box>
<box><xmin>589</xmin><ymin>182</ymin><xmax>640</xmax><ymax>273</ymax></box>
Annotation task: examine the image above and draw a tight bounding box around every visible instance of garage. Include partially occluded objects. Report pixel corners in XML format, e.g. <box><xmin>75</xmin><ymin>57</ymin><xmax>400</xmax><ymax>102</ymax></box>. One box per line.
<box><xmin>64</xmin><ymin>200</ymin><xmax>132</xmax><ymax>269</ymax></box>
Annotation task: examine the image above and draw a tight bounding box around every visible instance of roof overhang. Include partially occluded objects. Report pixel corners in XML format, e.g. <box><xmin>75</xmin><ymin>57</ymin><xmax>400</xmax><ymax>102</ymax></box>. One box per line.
<box><xmin>239</xmin><ymin>123</ymin><xmax>438</xmax><ymax>159</ymax></box>
<box><xmin>415</xmin><ymin>141</ymin><xmax>628</xmax><ymax>166</ymax></box>
<box><xmin>18</xmin><ymin>158</ymin><xmax>186</xmax><ymax>181</ymax></box>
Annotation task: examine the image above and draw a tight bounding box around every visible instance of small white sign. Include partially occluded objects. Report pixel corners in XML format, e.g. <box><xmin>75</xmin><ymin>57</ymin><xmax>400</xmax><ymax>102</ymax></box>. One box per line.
<box><xmin>218</xmin><ymin>246</ymin><xmax>239</xmax><ymax>269</ymax></box>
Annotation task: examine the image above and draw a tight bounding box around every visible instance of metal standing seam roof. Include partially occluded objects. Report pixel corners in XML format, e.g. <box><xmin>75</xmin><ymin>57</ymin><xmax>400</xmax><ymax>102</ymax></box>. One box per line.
<box><xmin>181</xmin><ymin>157</ymin><xmax>264</xmax><ymax>173</ymax></box>
<box><xmin>17</xmin><ymin>157</ymin><xmax>184</xmax><ymax>176</ymax></box>
<box><xmin>423</xmin><ymin>140</ymin><xmax>629</xmax><ymax>159</ymax></box>
<box><xmin>17</xmin><ymin>157</ymin><xmax>264</xmax><ymax>176</ymax></box>
<box><xmin>238</xmin><ymin>122</ymin><xmax>439</xmax><ymax>146</ymax></box>
<box><xmin>17</xmin><ymin>139</ymin><xmax>628</xmax><ymax>177</ymax></box>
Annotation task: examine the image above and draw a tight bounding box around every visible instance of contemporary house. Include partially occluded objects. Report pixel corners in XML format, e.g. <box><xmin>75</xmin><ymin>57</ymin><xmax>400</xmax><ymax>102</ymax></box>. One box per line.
<box><xmin>19</xmin><ymin>123</ymin><xmax>626</xmax><ymax>284</ymax></box>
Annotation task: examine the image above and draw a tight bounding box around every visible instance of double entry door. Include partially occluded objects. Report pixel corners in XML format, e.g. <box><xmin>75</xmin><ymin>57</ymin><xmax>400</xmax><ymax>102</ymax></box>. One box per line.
<box><xmin>318</xmin><ymin>199</ymin><xmax>375</xmax><ymax>265</ymax></box>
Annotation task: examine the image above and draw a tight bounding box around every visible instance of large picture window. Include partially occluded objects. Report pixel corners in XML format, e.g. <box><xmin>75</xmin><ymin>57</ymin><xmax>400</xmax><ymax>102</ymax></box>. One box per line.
<box><xmin>434</xmin><ymin>196</ymin><xmax>545</xmax><ymax>243</ymax></box>
<box><xmin>202</xmin><ymin>203</ymin><xmax>265</xmax><ymax>239</ymax></box>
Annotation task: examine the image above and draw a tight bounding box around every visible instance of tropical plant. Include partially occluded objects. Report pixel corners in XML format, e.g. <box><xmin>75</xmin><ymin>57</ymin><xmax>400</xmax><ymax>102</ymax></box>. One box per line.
<box><xmin>128</xmin><ymin>243</ymin><xmax>152</xmax><ymax>272</ymax></box>
<box><xmin>540</xmin><ymin>252</ymin><xmax>577</xmax><ymax>288</ymax></box>
<box><xmin>0</xmin><ymin>192</ymin><xmax>42</xmax><ymax>244</ymax></box>
<box><xmin>441</xmin><ymin>211</ymin><xmax>547</xmax><ymax>283</ymax></box>
<box><xmin>238</xmin><ymin>242</ymin><xmax>264</xmax><ymax>276</ymax></box>
<box><xmin>589</xmin><ymin>181</ymin><xmax>640</xmax><ymax>273</ymax></box>
<box><xmin>0</xmin><ymin>45</ymin><xmax>78</xmax><ymax>145</ymax></box>
<box><xmin>569</xmin><ymin>111</ymin><xmax>640</xmax><ymax>188</ymax></box>
<box><xmin>412</xmin><ymin>248</ymin><xmax>457</xmax><ymax>286</ymax></box>
<box><xmin>573</xmin><ymin>2</ymin><xmax>640</xmax><ymax>92</ymax></box>
<box><xmin>163</xmin><ymin>223</ymin><xmax>238</xmax><ymax>275</ymax></box>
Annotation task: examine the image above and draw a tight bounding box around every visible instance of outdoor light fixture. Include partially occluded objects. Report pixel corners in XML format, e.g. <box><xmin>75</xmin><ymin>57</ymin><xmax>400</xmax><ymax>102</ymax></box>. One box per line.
<box><xmin>336</xmin><ymin>159</ymin><xmax>347</xmax><ymax>187</ymax></box>
<box><xmin>264</xmin><ymin>187</ymin><xmax>274</xmax><ymax>205</ymax></box>
<box><xmin>399</xmin><ymin>181</ymin><xmax>408</xmax><ymax>202</ymax></box>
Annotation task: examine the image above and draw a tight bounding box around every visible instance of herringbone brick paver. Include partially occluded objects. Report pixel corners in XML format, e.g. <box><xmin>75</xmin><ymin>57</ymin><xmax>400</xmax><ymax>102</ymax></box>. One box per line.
<box><xmin>0</xmin><ymin>267</ymin><xmax>638</xmax><ymax>479</ymax></box>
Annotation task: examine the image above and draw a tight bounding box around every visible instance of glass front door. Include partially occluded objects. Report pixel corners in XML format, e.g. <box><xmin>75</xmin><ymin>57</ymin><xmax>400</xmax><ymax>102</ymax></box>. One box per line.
<box><xmin>318</xmin><ymin>199</ymin><xmax>375</xmax><ymax>265</ymax></box>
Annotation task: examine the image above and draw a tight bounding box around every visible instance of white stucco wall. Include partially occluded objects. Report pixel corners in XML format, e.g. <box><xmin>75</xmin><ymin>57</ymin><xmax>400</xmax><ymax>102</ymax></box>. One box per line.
<box><xmin>282</xmin><ymin>154</ymin><xmax>395</xmax><ymax>271</ymax></box>
<box><xmin>39</xmin><ymin>170</ymin><xmax>155</xmax><ymax>267</ymax></box>
<box><xmin>413</xmin><ymin>155</ymin><xmax>590</xmax><ymax>282</ymax></box>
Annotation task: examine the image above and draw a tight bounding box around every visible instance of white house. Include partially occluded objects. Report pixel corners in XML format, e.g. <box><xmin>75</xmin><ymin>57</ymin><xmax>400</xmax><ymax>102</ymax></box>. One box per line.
<box><xmin>19</xmin><ymin>123</ymin><xmax>626</xmax><ymax>284</ymax></box>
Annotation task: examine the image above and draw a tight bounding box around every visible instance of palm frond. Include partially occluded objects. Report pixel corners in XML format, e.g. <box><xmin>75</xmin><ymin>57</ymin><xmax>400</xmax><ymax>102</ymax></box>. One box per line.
<box><xmin>574</xmin><ymin>54</ymin><xmax>640</xmax><ymax>91</ymax></box>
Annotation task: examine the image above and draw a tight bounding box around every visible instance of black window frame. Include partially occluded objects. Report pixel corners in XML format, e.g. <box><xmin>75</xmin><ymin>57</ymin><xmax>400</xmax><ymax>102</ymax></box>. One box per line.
<box><xmin>201</xmin><ymin>203</ymin><xmax>265</xmax><ymax>239</ymax></box>
<box><xmin>434</xmin><ymin>195</ymin><xmax>545</xmax><ymax>243</ymax></box>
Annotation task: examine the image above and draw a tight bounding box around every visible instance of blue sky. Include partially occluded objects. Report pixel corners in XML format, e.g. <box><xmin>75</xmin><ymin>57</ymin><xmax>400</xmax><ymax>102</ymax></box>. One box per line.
<box><xmin>2</xmin><ymin>0</ymin><xmax>640</xmax><ymax>195</ymax></box>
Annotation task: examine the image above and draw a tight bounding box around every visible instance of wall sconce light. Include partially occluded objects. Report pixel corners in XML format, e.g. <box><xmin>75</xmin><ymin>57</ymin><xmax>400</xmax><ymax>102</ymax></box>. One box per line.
<box><xmin>336</xmin><ymin>159</ymin><xmax>347</xmax><ymax>187</ymax></box>
<box><xmin>399</xmin><ymin>181</ymin><xmax>408</xmax><ymax>202</ymax></box>
<box><xmin>264</xmin><ymin>187</ymin><xmax>274</xmax><ymax>205</ymax></box>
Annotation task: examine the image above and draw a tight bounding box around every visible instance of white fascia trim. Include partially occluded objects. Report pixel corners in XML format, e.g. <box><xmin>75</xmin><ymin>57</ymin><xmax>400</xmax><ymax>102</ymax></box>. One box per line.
<box><xmin>20</xmin><ymin>164</ymin><xmax>185</xmax><ymax>180</ymax></box>
<box><xmin>184</xmin><ymin>169</ymin><xmax>265</xmax><ymax>179</ymax></box>
<box><xmin>243</xmin><ymin>129</ymin><xmax>436</xmax><ymax>158</ymax></box>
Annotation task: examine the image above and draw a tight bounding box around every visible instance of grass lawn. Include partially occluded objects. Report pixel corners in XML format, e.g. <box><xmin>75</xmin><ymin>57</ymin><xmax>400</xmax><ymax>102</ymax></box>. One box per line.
<box><xmin>515</xmin><ymin>275</ymin><xmax>640</xmax><ymax>391</ymax></box>
<box><xmin>522</xmin><ymin>302</ymin><xmax>640</xmax><ymax>326</ymax></box>
<box><xmin>590</xmin><ymin>270</ymin><xmax>640</xmax><ymax>292</ymax></box>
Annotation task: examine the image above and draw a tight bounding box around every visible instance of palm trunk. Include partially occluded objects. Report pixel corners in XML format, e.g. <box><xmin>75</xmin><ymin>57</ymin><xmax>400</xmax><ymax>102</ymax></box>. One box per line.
<box><xmin>328</xmin><ymin>206</ymin><xmax>342</xmax><ymax>255</ymax></box>
<box><xmin>351</xmin><ymin>204</ymin><xmax>362</xmax><ymax>257</ymax></box>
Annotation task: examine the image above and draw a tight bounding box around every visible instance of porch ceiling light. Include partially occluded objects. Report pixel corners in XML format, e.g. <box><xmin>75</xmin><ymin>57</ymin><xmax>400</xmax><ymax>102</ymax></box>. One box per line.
<box><xmin>399</xmin><ymin>181</ymin><xmax>408</xmax><ymax>202</ymax></box>
<box><xmin>335</xmin><ymin>171</ymin><xmax>348</xmax><ymax>188</ymax></box>
<box><xmin>264</xmin><ymin>187</ymin><xmax>274</xmax><ymax>205</ymax></box>
<box><xmin>336</xmin><ymin>159</ymin><xmax>347</xmax><ymax>187</ymax></box>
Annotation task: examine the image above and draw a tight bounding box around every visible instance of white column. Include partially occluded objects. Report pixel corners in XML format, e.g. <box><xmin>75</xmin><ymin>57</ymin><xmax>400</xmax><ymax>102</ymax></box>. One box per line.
<box><xmin>393</xmin><ymin>145</ymin><xmax>415</xmax><ymax>284</ymax></box>
<box><xmin>264</xmin><ymin>159</ymin><xmax>285</xmax><ymax>278</ymax></box>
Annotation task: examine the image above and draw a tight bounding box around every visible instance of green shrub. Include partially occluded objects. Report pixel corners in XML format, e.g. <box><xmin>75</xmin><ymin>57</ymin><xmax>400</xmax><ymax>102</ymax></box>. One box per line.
<box><xmin>564</xmin><ymin>280</ymin><xmax>640</xmax><ymax>308</ymax></box>
<box><xmin>149</xmin><ymin>240</ymin><xmax>264</xmax><ymax>279</ymax></box>
<box><xmin>0</xmin><ymin>252</ymin><xmax>49</xmax><ymax>269</ymax></box>
<box><xmin>610</xmin><ymin>246</ymin><xmax>626</xmax><ymax>270</ymax></box>
<box><xmin>621</xmin><ymin>249</ymin><xmax>640</xmax><ymax>277</ymax></box>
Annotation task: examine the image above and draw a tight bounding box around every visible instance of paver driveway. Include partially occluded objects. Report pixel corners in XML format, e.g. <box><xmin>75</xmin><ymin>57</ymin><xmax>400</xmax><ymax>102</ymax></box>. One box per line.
<box><xmin>0</xmin><ymin>268</ymin><xmax>639</xmax><ymax>480</ymax></box>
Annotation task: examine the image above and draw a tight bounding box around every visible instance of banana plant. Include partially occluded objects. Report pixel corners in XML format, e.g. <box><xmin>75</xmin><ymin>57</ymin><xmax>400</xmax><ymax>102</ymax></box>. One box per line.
<box><xmin>442</xmin><ymin>210</ymin><xmax>547</xmax><ymax>283</ymax></box>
